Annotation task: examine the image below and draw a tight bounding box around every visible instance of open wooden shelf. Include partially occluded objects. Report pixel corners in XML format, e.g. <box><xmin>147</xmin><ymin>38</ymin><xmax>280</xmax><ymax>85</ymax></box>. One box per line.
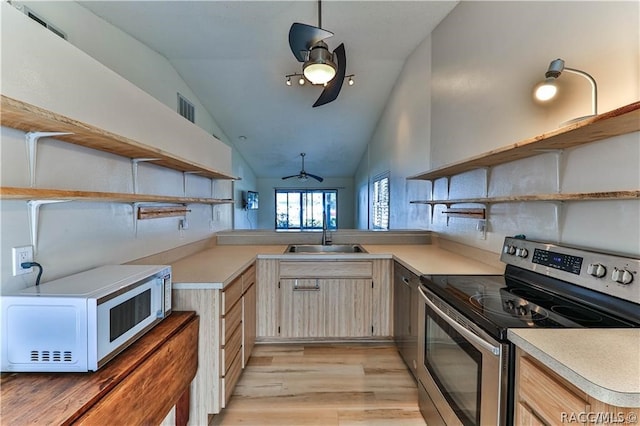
<box><xmin>407</xmin><ymin>101</ymin><xmax>640</xmax><ymax>181</ymax></box>
<box><xmin>409</xmin><ymin>190</ymin><xmax>640</xmax><ymax>205</ymax></box>
<box><xmin>0</xmin><ymin>187</ymin><xmax>234</xmax><ymax>205</ymax></box>
<box><xmin>1</xmin><ymin>95</ymin><xmax>237</xmax><ymax>180</ymax></box>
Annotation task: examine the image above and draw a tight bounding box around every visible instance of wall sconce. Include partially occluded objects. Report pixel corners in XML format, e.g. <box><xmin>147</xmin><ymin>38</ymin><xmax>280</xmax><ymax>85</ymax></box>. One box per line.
<box><xmin>533</xmin><ymin>58</ymin><xmax>598</xmax><ymax>120</ymax></box>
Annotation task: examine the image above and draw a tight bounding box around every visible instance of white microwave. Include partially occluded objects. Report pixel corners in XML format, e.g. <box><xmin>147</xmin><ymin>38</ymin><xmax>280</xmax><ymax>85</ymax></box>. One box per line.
<box><xmin>1</xmin><ymin>264</ymin><xmax>172</xmax><ymax>372</ymax></box>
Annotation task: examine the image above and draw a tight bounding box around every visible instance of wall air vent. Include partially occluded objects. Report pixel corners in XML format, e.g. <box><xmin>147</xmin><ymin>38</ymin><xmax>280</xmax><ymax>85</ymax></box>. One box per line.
<box><xmin>177</xmin><ymin>93</ymin><xmax>195</xmax><ymax>123</ymax></box>
<box><xmin>22</xmin><ymin>6</ymin><xmax>67</xmax><ymax>40</ymax></box>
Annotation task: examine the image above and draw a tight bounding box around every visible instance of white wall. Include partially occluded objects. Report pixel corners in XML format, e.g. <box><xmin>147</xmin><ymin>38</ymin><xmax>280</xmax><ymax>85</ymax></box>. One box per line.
<box><xmin>354</xmin><ymin>32</ymin><xmax>433</xmax><ymax>230</ymax></box>
<box><xmin>0</xmin><ymin>2</ymin><xmax>237</xmax><ymax>292</ymax></box>
<box><xmin>356</xmin><ymin>1</ymin><xmax>639</xmax><ymax>255</ymax></box>
<box><xmin>256</xmin><ymin>178</ymin><xmax>355</xmax><ymax>230</ymax></box>
<box><xmin>9</xmin><ymin>0</ymin><xmax>260</xmax><ymax>231</ymax></box>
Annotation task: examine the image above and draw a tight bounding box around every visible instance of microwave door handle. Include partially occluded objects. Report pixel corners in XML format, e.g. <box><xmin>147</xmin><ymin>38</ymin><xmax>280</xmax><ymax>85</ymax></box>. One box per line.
<box><xmin>418</xmin><ymin>286</ymin><xmax>501</xmax><ymax>356</ymax></box>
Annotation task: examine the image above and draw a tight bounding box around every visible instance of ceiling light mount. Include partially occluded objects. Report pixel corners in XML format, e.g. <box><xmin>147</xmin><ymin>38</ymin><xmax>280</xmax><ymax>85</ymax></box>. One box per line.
<box><xmin>534</xmin><ymin>58</ymin><xmax>598</xmax><ymax>120</ymax></box>
<box><xmin>285</xmin><ymin>73</ymin><xmax>355</xmax><ymax>87</ymax></box>
<box><xmin>303</xmin><ymin>40</ymin><xmax>336</xmax><ymax>85</ymax></box>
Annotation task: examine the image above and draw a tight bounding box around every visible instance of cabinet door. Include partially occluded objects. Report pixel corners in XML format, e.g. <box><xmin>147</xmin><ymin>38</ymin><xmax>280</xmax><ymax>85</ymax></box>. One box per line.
<box><xmin>372</xmin><ymin>259</ymin><xmax>392</xmax><ymax>336</ymax></box>
<box><xmin>517</xmin><ymin>401</ymin><xmax>548</xmax><ymax>426</ymax></box>
<box><xmin>279</xmin><ymin>278</ymin><xmax>372</xmax><ymax>338</ymax></box>
<box><xmin>516</xmin><ymin>353</ymin><xmax>590</xmax><ymax>425</ymax></box>
<box><xmin>256</xmin><ymin>259</ymin><xmax>279</xmax><ymax>338</ymax></box>
<box><xmin>242</xmin><ymin>281</ymin><xmax>256</xmax><ymax>367</ymax></box>
<box><xmin>279</xmin><ymin>279</ymin><xmax>325</xmax><ymax>338</ymax></box>
<box><xmin>323</xmin><ymin>278</ymin><xmax>372</xmax><ymax>337</ymax></box>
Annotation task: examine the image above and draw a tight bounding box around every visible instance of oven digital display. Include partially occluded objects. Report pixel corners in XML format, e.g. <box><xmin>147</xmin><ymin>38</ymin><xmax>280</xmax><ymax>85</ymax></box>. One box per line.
<box><xmin>532</xmin><ymin>249</ymin><xmax>583</xmax><ymax>274</ymax></box>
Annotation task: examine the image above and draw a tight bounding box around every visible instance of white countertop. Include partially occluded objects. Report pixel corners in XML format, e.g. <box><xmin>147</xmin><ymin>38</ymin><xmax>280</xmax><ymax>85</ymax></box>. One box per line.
<box><xmin>509</xmin><ymin>328</ymin><xmax>640</xmax><ymax>407</ymax></box>
<box><xmin>170</xmin><ymin>243</ymin><xmax>503</xmax><ymax>289</ymax></box>
<box><xmin>171</xmin><ymin>245</ymin><xmax>286</xmax><ymax>289</ymax></box>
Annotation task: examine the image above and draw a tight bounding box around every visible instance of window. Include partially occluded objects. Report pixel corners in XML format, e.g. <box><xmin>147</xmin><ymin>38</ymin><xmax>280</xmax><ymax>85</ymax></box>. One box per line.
<box><xmin>372</xmin><ymin>173</ymin><xmax>389</xmax><ymax>230</ymax></box>
<box><xmin>276</xmin><ymin>189</ymin><xmax>337</xmax><ymax>230</ymax></box>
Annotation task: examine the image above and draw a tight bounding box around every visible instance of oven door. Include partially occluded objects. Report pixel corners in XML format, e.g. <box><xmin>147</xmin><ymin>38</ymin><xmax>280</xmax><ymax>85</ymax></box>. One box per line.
<box><xmin>417</xmin><ymin>285</ymin><xmax>507</xmax><ymax>426</ymax></box>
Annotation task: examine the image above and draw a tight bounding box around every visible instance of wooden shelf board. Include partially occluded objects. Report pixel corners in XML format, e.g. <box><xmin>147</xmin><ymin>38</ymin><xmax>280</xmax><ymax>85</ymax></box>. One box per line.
<box><xmin>0</xmin><ymin>187</ymin><xmax>234</xmax><ymax>205</ymax></box>
<box><xmin>1</xmin><ymin>95</ymin><xmax>237</xmax><ymax>181</ymax></box>
<box><xmin>409</xmin><ymin>190</ymin><xmax>640</xmax><ymax>205</ymax></box>
<box><xmin>408</xmin><ymin>102</ymin><xmax>640</xmax><ymax>181</ymax></box>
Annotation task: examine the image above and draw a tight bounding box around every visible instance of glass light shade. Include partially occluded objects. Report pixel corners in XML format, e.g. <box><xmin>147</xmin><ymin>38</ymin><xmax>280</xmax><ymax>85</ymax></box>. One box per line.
<box><xmin>534</xmin><ymin>78</ymin><xmax>558</xmax><ymax>101</ymax></box>
<box><xmin>303</xmin><ymin>63</ymin><xmax>336</xmax><ymax>85</ymax></box>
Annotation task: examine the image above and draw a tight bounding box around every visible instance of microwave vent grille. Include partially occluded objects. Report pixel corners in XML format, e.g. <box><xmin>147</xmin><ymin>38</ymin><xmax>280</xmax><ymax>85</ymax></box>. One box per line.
<box><xmin>29</xmin><ymin>350</ymin><xmax>73</xmax><ymax>363</ymax></box>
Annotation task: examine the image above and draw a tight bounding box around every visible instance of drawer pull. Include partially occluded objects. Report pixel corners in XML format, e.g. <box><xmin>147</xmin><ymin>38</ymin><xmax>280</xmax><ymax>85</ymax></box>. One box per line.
<box><xmin>293</xmin><ymin>278</ymin><xmax>320</xmax><ymax>291</ymax></box>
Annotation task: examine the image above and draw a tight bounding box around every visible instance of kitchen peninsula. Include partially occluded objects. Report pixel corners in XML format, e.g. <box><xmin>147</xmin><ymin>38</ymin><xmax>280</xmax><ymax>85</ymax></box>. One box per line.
<box><xmin>132</xmin><ymin>231</ymin><xmax>638</xmax><ymax>424</ymax></box>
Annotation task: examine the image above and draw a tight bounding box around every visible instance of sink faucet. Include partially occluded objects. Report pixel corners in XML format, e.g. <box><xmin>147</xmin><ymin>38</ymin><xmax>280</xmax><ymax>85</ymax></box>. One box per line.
<box><xmin>322</xmin><ymin>210</ymin><xmax>332</xmax><ymax>245</ymax></box>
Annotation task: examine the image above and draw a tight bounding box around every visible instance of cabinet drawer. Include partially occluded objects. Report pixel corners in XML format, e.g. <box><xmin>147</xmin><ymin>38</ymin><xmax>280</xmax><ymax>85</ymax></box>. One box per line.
<box><xmin>221</xmin><ymin>323</ymin><xmax>242</xmax><ymax>374</ymax></box>
<box><xmin>222</xmin><ymin>276</ymin><xmax>243</xmax><ymax>313</ymax></box>
<box><xmin>242</xmin><ymin>263</ymin><xmax>256</xmax><ymax>293</ymax></box>
<box><xmin>221</xmin><ymin>298</ymin><xmax>242</xmax><ymax>343</ymax></box>
<box><xmin>280</xmin><ymin>261</ymin><xmax>373</xmax><ymax>278</ymax></box>
<box><xmin>221</xmin><ymin>349</ymin><xmax>243</xmax><ymax>408</ymax></box>
<box><xmin>518</xmin><ymin>356</ymin><xmax>590</xmax><ymax>424</ymax></box>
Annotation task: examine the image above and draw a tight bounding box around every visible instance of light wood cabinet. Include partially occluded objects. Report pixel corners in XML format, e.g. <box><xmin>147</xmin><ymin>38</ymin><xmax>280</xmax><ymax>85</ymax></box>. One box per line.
<box><xmin>256</xmin><ymin>258</ymin><xmax>392</xmax><ymax>341</ymax></box>
<box><xmin>279</xmin><ymin>278</ymin><xmax>373</xmax><ymax>338</ymax></box>
<box><xmin>515</xmin><ymin>348</ymin><xmax>638</xmax><ymax>426</ymax></box>
<box><xmin>241</xmin><ymin>264</ymin><xmax>257</xmax><ymax>367</ymax></box>
<box><xmin>172</xmin><ymin>262</ymin><xmax>256</xmax><ymax>425</ymax></box>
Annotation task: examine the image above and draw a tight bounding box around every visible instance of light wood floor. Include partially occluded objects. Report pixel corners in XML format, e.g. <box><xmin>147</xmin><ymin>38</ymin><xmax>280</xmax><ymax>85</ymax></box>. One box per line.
<box><xmin>211</xmin><ymin>343</ymin><xmax>426</xmax><ymax>426</ymax></box>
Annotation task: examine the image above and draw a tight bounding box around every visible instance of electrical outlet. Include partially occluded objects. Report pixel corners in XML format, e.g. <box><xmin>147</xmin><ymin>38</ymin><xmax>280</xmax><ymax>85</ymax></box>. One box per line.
<box><xmin>12</xmin><ymin>245</ymin><xmax>34</xmax><ymax>276</ymax></box>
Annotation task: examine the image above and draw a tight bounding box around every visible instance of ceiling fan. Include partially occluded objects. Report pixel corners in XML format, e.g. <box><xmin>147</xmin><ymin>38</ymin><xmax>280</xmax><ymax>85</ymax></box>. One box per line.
<box><xmin>282</xmin><ymin>153</ymin><xmax>324</xmax><ymax>182</ymax></box>
<box><xmin>288</xmin><ymin>0</ymin><xmax>347</xmax><ymax>107</ymax></box>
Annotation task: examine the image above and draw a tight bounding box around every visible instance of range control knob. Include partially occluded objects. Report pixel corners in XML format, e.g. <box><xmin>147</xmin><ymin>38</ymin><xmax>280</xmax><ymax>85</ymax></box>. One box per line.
<box><xmin>504</xmin><ymin>245</ymin><xmax>516</xmax><ymax>255</ymax></box>
<box><xmin>516</xmin><ymin>248</ymin><xmax>529</xmax><ymax>258</ymax></box>
<box><xmin>612</xmin><ymin>268</ymin><xmax>634</xmax><ymax>285</ymax></box>
<box><xmin>587</xmin><ymin>263</ymin><xmax>607</xmax><ymax>278</ymax></box>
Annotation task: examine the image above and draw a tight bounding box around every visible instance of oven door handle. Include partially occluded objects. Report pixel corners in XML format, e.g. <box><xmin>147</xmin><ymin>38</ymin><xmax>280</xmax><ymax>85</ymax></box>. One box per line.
<box><xmin>418</xmin><ymin>286</ymin><xmax>501</xmax><ymax>356</ymax></box>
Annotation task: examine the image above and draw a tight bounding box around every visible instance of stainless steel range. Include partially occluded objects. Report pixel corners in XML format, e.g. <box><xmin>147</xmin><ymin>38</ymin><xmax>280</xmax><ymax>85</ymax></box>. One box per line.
<box><xmin>417</xmin><ymin>237</ymin><xmax>640</xmax><ymax>426</ymax></box>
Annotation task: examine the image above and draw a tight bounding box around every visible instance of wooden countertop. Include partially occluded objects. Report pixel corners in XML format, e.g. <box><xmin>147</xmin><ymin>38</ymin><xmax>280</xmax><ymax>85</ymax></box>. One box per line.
<box><xmin>0</xmin><ymin>311</ymin><xmax>199</xmax><ymax>425</ymax></box>
<box><xmin>508</xmin><ymin>328</ymin><xmax>640</xmax><ymax>407</ymax></box>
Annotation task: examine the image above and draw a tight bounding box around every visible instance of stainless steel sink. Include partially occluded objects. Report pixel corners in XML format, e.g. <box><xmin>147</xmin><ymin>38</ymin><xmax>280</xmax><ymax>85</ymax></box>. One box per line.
<box><xmin>285</xmin><ymin>244</ymin><xmax>368</xmax><ymax>254</ymax></box>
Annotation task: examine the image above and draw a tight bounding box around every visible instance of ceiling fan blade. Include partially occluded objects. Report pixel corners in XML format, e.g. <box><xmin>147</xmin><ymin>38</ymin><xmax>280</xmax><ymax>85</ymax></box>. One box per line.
<box><xmin>289</xmin><ymin>22</ymin><xmax>334</xmax><ymax>62</ymax></box>
<box><xmin>306</xmin><ymin>173</ymin><xmax>324</xmax><ymax>182</ymax></box>
<box><xmin>281</xmin><ymin>175</ymin><xmax>299</xmax><ymax>180</ymax></box>
<box><xmin>313</xmin><ymin>43</ymin><xmax>346</xmax><ymax>107</ymax></box>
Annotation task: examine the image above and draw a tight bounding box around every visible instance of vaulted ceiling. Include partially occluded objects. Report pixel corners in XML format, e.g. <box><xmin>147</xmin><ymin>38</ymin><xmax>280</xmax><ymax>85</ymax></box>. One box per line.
<box><xmin>80</xmin><ymin>1</ymin><xmax>458</xmax><ymax>179</ymax></box>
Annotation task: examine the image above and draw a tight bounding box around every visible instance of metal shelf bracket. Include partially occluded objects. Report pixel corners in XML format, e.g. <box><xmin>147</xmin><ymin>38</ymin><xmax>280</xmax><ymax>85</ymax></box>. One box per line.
<box><xmin>482</xmin><ymin>167</ymin><xmax>492</xmax><ymax>198</ymax></box>
<box><xmin>25</xmin><ymin>132</ymin><xmax>73</xmax><ymax>187</ymax></box>
<box><xmin>28</xmin><ymin>199</ymin><xmax>70</xmax><ymax>252</ymax></box>
<box><xmin>131</xmin><ymin>158</ymin><xmax>160</xmax><ymax>194</ymax></box>
<box><xmin>535</xmin><ymin>149</ymin><xmax>565</xmax><ymax>193</ymax></box>
<box><xmin>183</xmin><ymin>171</ymin><xmax>203</xmax><ymax>196</ymax></box>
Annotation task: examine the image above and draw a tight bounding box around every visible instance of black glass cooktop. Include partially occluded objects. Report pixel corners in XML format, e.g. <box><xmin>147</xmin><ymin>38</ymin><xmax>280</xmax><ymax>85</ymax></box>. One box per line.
<box><xmin>421</xmin><ymin>270</ymin><xmax>638</xmax><ymax>341</ymax></box>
